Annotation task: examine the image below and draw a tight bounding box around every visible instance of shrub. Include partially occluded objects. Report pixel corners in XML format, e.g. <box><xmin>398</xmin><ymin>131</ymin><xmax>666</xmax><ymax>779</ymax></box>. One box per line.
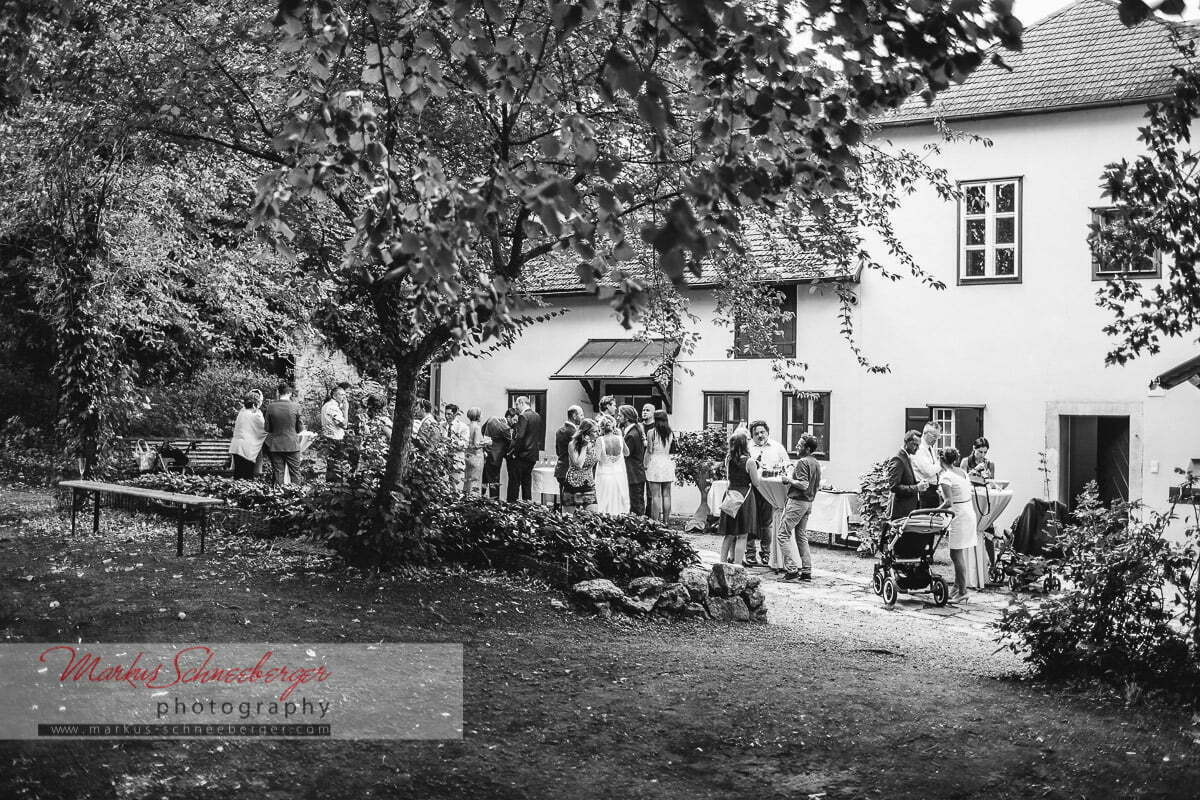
<box><xmin>856</xmin><ymin>460</ymin><xmax>892</xmax><ymax>555</ymax></box>
<box><xmin>0</xmin><ymin>416</ymin><xmax>66</xmax><ymax>484</ymax></box>
<box><xmin>674</xmin><ymin>428</ymin><xmax>727</xmax><ymax>486</ymax></box>
<box><xmin>430</xmin><ymin>496</ymin><xmax>700</xmax><ymax>583</ymax></box>
<box><xmin>996</xmin><ymin>481</ymin><xmax>1200</xmax><ymax>694</ymax></box>
<box><xmin>127</xmin><ymin>361</ymin><xmax>281</xmax><ymax>438</ymax></box>
<box><xmin>122</xmin><ymin>472</ymin><xmax>312</xmax><ymax>523</ymax></box>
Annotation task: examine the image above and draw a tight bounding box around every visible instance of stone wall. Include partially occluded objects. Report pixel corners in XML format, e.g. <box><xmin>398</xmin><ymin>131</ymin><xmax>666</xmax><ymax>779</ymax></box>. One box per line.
<box><xmin>570</xmin><ymin>563</ymin><xmax>767</xmax><ymax>622</ymax></box>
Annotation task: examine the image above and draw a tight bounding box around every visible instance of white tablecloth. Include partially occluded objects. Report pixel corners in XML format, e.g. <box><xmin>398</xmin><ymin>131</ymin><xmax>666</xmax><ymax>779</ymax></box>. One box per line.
<box><xmin>964</xmin><ymin>485</ymin><xmax>1013</xmax><ymax>588</ymax></box>
<box><xmin>530</xmin><ymin>465</ymin><xmax>559</xmax><ymax>501</ymax></box>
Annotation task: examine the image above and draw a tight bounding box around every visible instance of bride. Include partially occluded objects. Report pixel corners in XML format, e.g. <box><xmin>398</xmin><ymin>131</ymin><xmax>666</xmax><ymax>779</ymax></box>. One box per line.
<box><xmin>594</xmin><ymin>415</ymin><xmax>630</xmax><ymax>515</ymax></box>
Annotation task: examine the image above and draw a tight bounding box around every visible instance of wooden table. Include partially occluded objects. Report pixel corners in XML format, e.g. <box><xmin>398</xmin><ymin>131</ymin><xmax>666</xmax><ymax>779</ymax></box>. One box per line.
<box><xmin>59</xmin><ymin>480</ymin><xmax>225</xmax><ymax>556</ymax></box>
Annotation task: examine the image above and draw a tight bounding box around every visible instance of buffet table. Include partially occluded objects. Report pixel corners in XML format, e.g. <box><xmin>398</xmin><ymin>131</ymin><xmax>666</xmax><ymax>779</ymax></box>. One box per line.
<box><xmin>965</xmin><ymin>484</ymin><xmax>1013</xmax><ymax>588</ymax></box>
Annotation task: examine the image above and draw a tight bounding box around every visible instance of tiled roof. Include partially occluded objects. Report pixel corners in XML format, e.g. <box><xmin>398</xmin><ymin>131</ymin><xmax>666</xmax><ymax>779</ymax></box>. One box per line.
<box><xmin>882</xmin><ymin>0</ymin><xmax>1194</xmax><ymax>126</ymax></box>
<box><xmin>519</xmin><ymin>226</ymin><xmax>857</xmax><ymax>295</ymax></box>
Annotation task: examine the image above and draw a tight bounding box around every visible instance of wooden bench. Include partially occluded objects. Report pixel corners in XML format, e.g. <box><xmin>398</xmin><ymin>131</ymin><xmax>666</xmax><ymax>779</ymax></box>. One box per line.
<box><xmin>59</xmin><ymin>480</ymin><xmax>225</xmax><ymax>556</ymax></box>
<box><xmin>126</xmin><ymin>439</ymin><xmax>233</xmax><ymax>474</ymax></box>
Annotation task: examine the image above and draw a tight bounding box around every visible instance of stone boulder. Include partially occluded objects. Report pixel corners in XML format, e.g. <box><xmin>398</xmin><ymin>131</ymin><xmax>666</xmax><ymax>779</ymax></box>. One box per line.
<box><xmin>751</xmin><ymin>606</ymin><xmax>768</xmax><ymax>623</ymax></box>
<box><xmin>731</xmin><ymin>596</ymin><xmax>751</xmax><ymax>622</ymax></box>
<box><xmin>592</xmin><ymin>601</ymin><xmax>613</xmax><ymax>619</ymax></box>
<box><xmin>743</xmin><ymin>587</ymin><xmax>766</xmax><ymax>611</ymax></box>
<box><xmin>653</xmin><ymin>583</ymin><xmax>691</xmax><ymax>614</ymax></box>
<box><xmin>616</xmin><ymin>594</ymin><xmax>658</xmax><ymax>616</ymax></box>
<box><xmin>745</xmin><ymin>574</ymin><xmax>762</xmax><ymax>591</ymax></box>
<box><xmin>681</xmin><ymin>602</ymin><xmax>707</xmax><ymax>619</ymax></box>
<box><xmin>706</xmin><ymin>596</ymin><xmax>735</xmax><ymax>621</ymax></box>
<box><xmin>680</xmin><ymin>567</ymin><xmax>711</xmax><ymax>603</ymax></box>
<box><xmin>627</xmin><ymin>576</ymin><xmax>668</xmax><ymax>599</ymax></box>
<box><xmin>708</xmin><ymin>563</ymin><xmax>748</xmax><ymax>597</ymax></box>
<box><xmin>571</xmin><ymin>579</ymin><xmax>624</xmax><ymax>604</ymax></box>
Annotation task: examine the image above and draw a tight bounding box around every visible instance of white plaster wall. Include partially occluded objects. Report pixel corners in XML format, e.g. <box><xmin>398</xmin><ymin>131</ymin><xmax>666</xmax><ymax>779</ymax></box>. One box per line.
<box><xmin>440</xmin><ymin>104</ymin><xmax>1200</xmax><ymax>528</ymax></box>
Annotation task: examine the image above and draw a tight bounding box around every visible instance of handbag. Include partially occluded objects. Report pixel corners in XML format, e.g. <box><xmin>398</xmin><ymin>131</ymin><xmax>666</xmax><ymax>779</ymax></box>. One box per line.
<box><xmin>719</xmin><ymin>489</ymin><xmax>746</xmax><ymax>518</ymax></box>
<box><xmin>133</xmin><ymin>440</ymin><xmax>156</xmax><ymax>472</ymax></box>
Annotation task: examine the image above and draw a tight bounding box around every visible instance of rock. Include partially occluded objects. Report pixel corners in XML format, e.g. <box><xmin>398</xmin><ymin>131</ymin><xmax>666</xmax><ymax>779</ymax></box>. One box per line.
<box><xmin>731</xmin><ymin>596</ymin><xmax>751</xmax><ymax>622</ymax></box>
<box><xmin>706</xmin><ymin>596</ymin><xmax>735</xmax><ymax>621</ymax></box>
<box><xmin>627</xmin><ymin>576</ymin><xmax>668</xmax><ymax>599</ymax></box>
<box><xmin>653</xmin><ymin>583</ymin><xmax>690</xmax><ymax>614</ymax></box>
<box><xmin>681</xmin><ymin>602</ymin><xmax>707</xmax><ymax>619</ymax></box>
<box><xmin>745</xmin><ymin>574</ymin><xmax>762</xmax><ymax>591</ymax></box>
<box><xmin>751</xmin><ymin>606</ymin><xmax>768</xmax><ymax>623</ymax></box>
<box><xmin>616</xmin><ymin>594</ymin><xmax>657</xmax><ymax>615</ymax></box>
<box><xmin>593</xmin><ymin>601</ymin><xmax>612</xmax><ymax>619</ymax></box>
<box><xmin>571</xmin><ymin>579</ymin><xmax>624</xmax><ymax>604</ymax></box>
<box><xmin>708</xmin><ymin>563</ymin><xmax>748</xmax><ymax>597</ymax></box>
<box><xmin>680</xmin><ymin>567</ymin><xmax>710</xmax><ymax>603</ymax></box>
<box><xmin>743</xmin><ymin>587</ymin><xmax>766</xmax><ymax>610</ymax></box>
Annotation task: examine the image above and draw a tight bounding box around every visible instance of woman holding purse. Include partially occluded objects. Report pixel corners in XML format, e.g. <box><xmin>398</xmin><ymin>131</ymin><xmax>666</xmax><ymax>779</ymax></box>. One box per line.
<box><xmin>718</xmin><ymin>428</ymin><xmax>759</xmax><ymax>564</ymax></box>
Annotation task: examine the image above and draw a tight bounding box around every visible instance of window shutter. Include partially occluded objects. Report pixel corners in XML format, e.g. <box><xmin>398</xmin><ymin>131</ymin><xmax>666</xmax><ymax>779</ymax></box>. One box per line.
<box><xmin>904</xmin><ymin>408</ymin><xmax>931</xmax><ymax>436</ymax></box>
<box><xmin>955</xmin><ymin>407</ymin><xmax>983</xmax><ymax>457</ymax></box>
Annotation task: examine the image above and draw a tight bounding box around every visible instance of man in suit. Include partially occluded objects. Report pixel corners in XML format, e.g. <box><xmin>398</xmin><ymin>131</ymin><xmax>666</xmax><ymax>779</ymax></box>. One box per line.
<box><xmin>263</xmin><ymin>382</ymin><xmax>305</xmax><ymax>487</ymax></box>
<box><xmin>481</xmin><ymin>409</ymin><xmax>515</xmax><ymax>499</ymax></box>
<box><xmin>554</xmin><ymin>405</ymin><xmax>583</xmax><ymax>502</ymax></box>
<box><xmin>888</xmin><ymin>430</ymin><xmax>930</xmax><ymax>520</ymax></box>
<box><xmin>620</xmin><ymin>405</ymin><xmax>648</xmax><ymax>515</ymax></box>
<box><xmin>507</xmin><ymin>396</ymin><xmax>543</xmax><ymax>501</ymax></box>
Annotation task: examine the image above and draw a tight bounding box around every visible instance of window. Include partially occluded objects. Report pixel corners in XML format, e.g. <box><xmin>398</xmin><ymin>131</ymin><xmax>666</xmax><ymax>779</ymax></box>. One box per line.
<box><xmin>506</xmin><ymin>390</ymin><xmax>547</xmax><ymax>451</ymax></box>
<box><xmin>1091</xmin><ymin>207</ymin><xmax>1161</xmax><ymax>280</ymax></box>
<box><xmin>734</xmin><ymin>285</ymin><xmax>797</xmax><ymax>358</ymax></box>
<box><xmin>703</xmin><ymin>392</ymin><xmax>749</xmax><ymax>433</ymax></box>
<box><xmin>782</xmin><ymin>391</ymin><xmax>830</xmax><ymax>460</ymax></box>
<box><xmin>959</xmin><ymin>178</ymin><xmax>1021</xmax><ymax>284</ymax></box>
<box><xmin>905</xmin><ymin>406</ymin><xmax>984</xmax><ymax>459</ymax></box>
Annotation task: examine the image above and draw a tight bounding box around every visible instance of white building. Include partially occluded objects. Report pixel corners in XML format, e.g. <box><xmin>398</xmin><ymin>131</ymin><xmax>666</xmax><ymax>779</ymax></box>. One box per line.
<box><xmin>438</xmin><ymin>0</ymin><xmax>1200</xmax><ymax>528</ymax></box>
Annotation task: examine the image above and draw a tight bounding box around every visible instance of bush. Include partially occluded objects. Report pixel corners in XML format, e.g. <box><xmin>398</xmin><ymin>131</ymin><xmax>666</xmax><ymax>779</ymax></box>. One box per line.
<box><xmin>674</xmin><ymin>428</ymin><xmax>727</xmax><ymax>486</ymax></box>
<box><xmin>0</xmin><ymin>416</ymin><xmax>66</xmax><ymax>484</ymax></box>
<box><xmin>127</xmin><ymin>361</ymin><xmax>281</xmax><ymax>438</ymax></box>
<box><xmin>122</xmin><ymin>472</ymin><xmax>312</xmax><ymax>525</ymax></box>
<box><xmin>856</xmin><ymin>460</ymin><xmax>892</xmax><ymax>555</ymax></box>
<box><xmin>0</xmin><ymin>364</ymin><xmax>56</xmax><ymax>434</ymax></box>
<box><xmin>996</xmin><ymin>481</ymin><xmax>1200</xmax><ymax>695</ymax></box>
<box><xmin>431</xmin><ymin>496</ymin><xmax>700</xmax><ymax>583</ymax></box>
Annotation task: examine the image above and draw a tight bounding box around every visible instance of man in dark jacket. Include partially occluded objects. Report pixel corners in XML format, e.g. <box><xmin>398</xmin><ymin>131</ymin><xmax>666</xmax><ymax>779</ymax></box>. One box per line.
<box><xmin>507</xmin><ymin>396</ymin><xmax>543</xmax><ymax>501</ymax></box>
<box><xmin>481</xmin><ymin>410</ymin><xmax>515</xmax><ymax>499</ymax></box>
<box><xmin>263</xmin><ymin>382</ymin><xmax>305</xmax><ymax>487</ymax></box>
<box><xmin>554</xmin><ymin>405</ymin><xmax>583</xmax><ymax>501</ymax></box>
<box><xmin>620</xmin><ymin>405</ymin><xmax>647</xmax><ymax>515</ymax></box>
<box><xmin>888</xmin><ymin>430</ymin><xmax>929</xmax><ymax>520</ymax></box>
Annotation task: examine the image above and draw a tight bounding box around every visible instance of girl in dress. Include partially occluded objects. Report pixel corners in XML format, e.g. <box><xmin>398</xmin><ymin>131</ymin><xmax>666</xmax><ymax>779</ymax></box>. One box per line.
<box><xmin>644</xmin><ymin>410</ymin><xmax>677</xmax><ymax>524</ymax></box>
<box><xmin>937</xmin><ymin>447</ymin><xmax>979</xmax><ymax>603</ymax></box>
<box><xmin>462</xmin><ymin>407</ymin><xmax>489</xmax><ymax>496</ymax></box>
<box><xmin>718</xmin><ymin>429</ymin><xmax>760</xmax><ymax>564</ymax></box>
<box><xmin>594</xmin><ymin>415</ymin><xmax>630</xmax><ymax>514</ymax></box>
<box><xmin>563</xmin><ymin>419</ymin><xmax>600</xmax><ymax>513</ymax></box>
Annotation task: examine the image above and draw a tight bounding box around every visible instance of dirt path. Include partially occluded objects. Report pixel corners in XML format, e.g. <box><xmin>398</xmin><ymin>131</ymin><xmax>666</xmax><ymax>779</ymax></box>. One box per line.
<box><xmin>1</xmin><ymin>488</ymin><xmax>1198</xmax><ymax>799</ymax></box>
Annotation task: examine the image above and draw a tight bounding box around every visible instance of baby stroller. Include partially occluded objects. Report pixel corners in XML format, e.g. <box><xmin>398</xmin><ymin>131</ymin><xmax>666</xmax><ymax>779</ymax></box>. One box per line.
<box><xmin>989</xmin><ymin>497</ymin><xmax>1064</xmax><ymax>592</ymax></box>
<box><xmin>872</xmin><ymin>508</ymin><xmax>955</xmax><ymax>607</ymax></box>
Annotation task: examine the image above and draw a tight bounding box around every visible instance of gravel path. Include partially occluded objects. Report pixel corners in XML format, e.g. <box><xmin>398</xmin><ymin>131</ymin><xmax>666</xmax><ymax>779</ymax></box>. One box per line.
<box><xmin>685</xmin><ymin>532</ymin><xmax>1030</xmax><ymax>679</ymax></box>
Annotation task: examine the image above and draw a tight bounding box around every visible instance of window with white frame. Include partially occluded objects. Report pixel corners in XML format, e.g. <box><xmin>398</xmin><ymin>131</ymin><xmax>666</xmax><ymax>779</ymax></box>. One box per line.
<box><xmin>960</xmin><ymin>178</ymin><xmax>1021</xmax><ymax>283</ymax></box>
<box><xmin>782</xmin><ymin>391</ymin><xmax>830</xmax><ymax>460</ymax></box>
<box><xmin>930</xmin><ymin>407</ymin><xmax>957</xmax><ymax>451</ymax></box>
<box><xmin>1090</xmin><ymin>207</ymin><xmax>1161</xmax><ymax>279</ymax></box>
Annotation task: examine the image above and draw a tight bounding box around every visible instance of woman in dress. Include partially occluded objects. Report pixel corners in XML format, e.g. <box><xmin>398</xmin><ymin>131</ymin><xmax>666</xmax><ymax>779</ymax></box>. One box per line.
<box><xmin>964</xmin><ymin>436</ymin><xmax>995</xmax><ymax>482</ymax></box>
<box><xmin>644</xmin><ymin>410</ymin><xmax>677</xmax><ymax>524</ymax></box>
<box><xmin>462</xmin><ymin>406</ymin><xmax>489</xmax><ymax>496</ymax></box>
<box><xmin>937</xmin><ymin>447</ymin><xmax>979</xmax><ymax>603</ymax></box>
<box><xmin>229</xmin><ymin>391</ymin><xmax>266</xmax><ymax>479</ymax></box>
<box><xmin>563</xmin><ymin>419</ymin><xmax>600</xmax><ymax>513</ymax></box>
<box><xmin>594</xmin><ymin>414</ymin><xmax>630</xmax><ymax>514</ymax></box>
<box><xmin>718</xmin><ymin>429</ymin><xmax>759</xmax><ymax>563</ymax></box>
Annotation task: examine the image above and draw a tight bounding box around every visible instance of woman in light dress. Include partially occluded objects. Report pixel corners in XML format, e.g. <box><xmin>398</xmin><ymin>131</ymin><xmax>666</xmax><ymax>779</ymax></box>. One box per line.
<box><xmin>644</xmin><ymin>410</ymin><xmax>677</xmax><ymax>524</ymax></box>
<box><xmin>594</xmin><ymin>415</ymin><xmax>630</xmax><ymax>514</ymax></box>
<box><xmin>563</xmin><ymin>419</ymin><xmax>600</xmax><ymax>513</ymax></box>
<box><xmin>229</xmin><ymin>390</ymin><xmax>267</xmax><ymax>479</ymax></box>
<box><xmin>937</xmin><ymin>446</ymin><xmax>979</xmax><ymax>603</ymax></box>
<box><xmin>462</xmin><ymin>407</ymin><xmax>489</xmax><ymax>496</ymax></box>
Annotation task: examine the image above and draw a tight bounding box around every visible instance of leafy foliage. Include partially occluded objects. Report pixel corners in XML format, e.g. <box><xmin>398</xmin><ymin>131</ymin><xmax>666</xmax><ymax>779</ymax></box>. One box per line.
<box><xmin>128</xmin><ymin>362</ymin><xmax>282</xmax><ymax>438</ymax></box>
<box><xmin>673</xmin><ymin>428</ymin><xmax>727</xmax><ymax>487</ymax></box>
<box><xmin>856</xmin><ymin>459</ymin><xmax>892</xmax><ymax>555</ymax></box>
<box><xmin>996</xmin><ymin>482</ymin><xmax>1200</xmax><ymax>694</ymax></box>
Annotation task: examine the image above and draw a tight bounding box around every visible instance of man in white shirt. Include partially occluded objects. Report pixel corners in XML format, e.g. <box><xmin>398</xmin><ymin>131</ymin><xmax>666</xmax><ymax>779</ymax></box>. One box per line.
<box><xmin>744</xmin><ymin>421</ymin><xmax>792</xmax><ymax>566</ymax></box>
<box><xmin>911</xmin><ymin>421</ymin><xmax>942</xmax><ymax>508</ymax></box>
<box><xmin>319</xmin><ymin>386</ymin><xmax>348</xmax><ymax>482</ymax></box>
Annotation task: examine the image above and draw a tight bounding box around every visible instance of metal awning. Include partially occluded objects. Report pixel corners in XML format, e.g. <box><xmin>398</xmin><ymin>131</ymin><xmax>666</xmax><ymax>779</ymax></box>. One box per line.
<box><xmin>1153</xmin><ymin>353</ymin><xmax>1200</xmax><ymax>390</ymax></box>
<box><xmin>550</xmin><ymin>339</ymin><xmax>680</xmax><ymax>411</ymax></box>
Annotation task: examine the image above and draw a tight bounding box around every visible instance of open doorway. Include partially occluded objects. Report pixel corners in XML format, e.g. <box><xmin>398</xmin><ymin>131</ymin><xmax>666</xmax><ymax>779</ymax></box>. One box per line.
<box><xmin>1059</xmin><ymin>414</ymin><xmax>1130</xmax><ymax>510</ymax></box>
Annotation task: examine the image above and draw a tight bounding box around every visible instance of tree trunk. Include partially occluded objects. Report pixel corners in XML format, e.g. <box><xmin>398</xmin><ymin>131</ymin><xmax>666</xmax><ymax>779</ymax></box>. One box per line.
<box><xmin>684</xmin><ymin>463</ymin><xmax>714</xmax><ymax>532</ymax></box>
<box><xmin>370</xmin><ymin>361</ymin><xmax>419</xmax><ymax>543</ymax></box>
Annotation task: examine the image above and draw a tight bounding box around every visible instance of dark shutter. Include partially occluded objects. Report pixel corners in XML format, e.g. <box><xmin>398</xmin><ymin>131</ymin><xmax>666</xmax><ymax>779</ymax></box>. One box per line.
<box><xmin>955</xmin><ymin>407</ymin><xmax>984</xmax><ymax>458</ymax></box>
<box><xmin>904</xmin><ymin>408</ymin><xmax>931</xmax><ymax>437</ymax></box>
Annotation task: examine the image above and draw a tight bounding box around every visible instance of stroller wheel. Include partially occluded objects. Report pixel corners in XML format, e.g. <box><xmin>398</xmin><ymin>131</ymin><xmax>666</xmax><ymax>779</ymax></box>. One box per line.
<box><xmin>931</xmin><ymin>578</ymin><xmax>949</xmax><ymax>607</ymax></box>
<box><xmin>1043</xmin><ymin>574</ymin><xmax>1061</xmax><ymax>593</ymax></box>
<box><xmin>881</xmin><ymin>577</ymin><xmax>898</xmax><ymax>606</ymax></box>
<box><xmin>871</xmin><ymin>568</ymin><xmax>885</xmax><ymax>596</ymax></box>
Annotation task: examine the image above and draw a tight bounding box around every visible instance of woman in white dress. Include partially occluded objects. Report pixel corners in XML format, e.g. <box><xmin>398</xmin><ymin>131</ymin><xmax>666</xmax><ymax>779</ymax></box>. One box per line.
<box><xmin>937</xmin><ymin>446</ymin><xmax>979</xmax><ymax>603</ymax></box>
<box><xmin>594</xmin><ymin>415</ymin><xmax>630</xmax><ymax>514</ymax></box>
<box><xmin>229</xmin><ymin>391</ymin><xmax>266</xmax><ymax>479</ymax></box>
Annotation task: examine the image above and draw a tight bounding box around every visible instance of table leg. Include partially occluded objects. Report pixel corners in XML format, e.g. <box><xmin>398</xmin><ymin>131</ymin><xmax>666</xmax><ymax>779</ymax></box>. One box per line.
<box><xmin>71</xmin><ymin>488</ymin><xmax>78</xmax><ymax>536</ymax></box>
<box><xmin>92</xmin><ymin>491</ymin><xmax>101</xmax><ymax>535</ymax></box>
<box><xmin>200</xmin><ymin>508</ymin><xmax>207</xmax><ymax>555</ymax></box>
<box><xmin>176</xmin><ymin>505</ymin><xmax>185</xmax><ymax>557</ymax></box>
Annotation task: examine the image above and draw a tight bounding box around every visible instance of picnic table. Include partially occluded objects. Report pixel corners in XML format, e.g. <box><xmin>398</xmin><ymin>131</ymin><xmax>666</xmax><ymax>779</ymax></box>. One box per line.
<box><xmin>59</xmin><ymin>480</ymin><xmax>224</xmax><ymax>557</ymax></box>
